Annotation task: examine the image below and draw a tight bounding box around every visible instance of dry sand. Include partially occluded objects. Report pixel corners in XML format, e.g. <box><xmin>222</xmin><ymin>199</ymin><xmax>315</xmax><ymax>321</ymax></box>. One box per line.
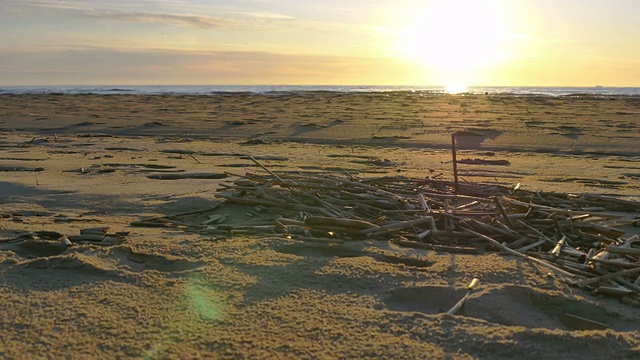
<box><xmin>0</xmin><ymin>93</ymin><xmax>639</xmax><ymax>359</ymax></box>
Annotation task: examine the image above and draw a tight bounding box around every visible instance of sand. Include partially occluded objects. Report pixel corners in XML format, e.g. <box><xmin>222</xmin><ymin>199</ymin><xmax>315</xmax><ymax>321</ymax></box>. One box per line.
<box><xmin>0</xmin><ymin>93</ymin><xmax>639</xmax><ymax>359</ymax></box>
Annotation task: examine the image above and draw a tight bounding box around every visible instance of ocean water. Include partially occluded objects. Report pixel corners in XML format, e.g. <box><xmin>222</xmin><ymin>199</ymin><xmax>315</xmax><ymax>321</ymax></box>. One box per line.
<box><xmin>1</xmin><ymin>85</ymin><xmax>639</xmax><ymax>96</ymax></box>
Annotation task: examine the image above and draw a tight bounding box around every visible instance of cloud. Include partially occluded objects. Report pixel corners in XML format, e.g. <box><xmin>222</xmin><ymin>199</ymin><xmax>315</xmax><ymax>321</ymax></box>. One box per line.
<box><xmin>4</xmin><ymin>0</ymin><xmax>368</xmax><ymax>35</ymax></box>
<box><xmin>4</xmin><ymin>0</ymin><xmax>296</xmax><ymax>31</ymax></box>
<box><xmin>2</xmin><ymin>0</ymin><xmax>92</xmax><ymax>12</ymax></box>
<box><xmin>234</xmin><ymin>11</ymin><xmax>295</xmax><ymax>20</ymax></box>
<box><xmin>83</xmin><ymin>10</ymin><xmax>237</xmax><ymax>29</ymax></box>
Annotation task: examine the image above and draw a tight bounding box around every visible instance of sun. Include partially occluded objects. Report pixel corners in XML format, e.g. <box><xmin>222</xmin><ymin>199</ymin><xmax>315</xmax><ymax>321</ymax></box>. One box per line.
<box><xmin>395</xmin><ymin>0</ymin><xmax>508</xmax><ymax>86</ymax></box>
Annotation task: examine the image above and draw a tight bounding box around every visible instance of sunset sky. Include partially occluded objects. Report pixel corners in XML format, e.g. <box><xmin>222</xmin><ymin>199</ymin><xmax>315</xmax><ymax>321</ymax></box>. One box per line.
<box><xmin>1</xmin><ymin>0</ymin><xmax>639</xmax><ymax>87</ymax></box>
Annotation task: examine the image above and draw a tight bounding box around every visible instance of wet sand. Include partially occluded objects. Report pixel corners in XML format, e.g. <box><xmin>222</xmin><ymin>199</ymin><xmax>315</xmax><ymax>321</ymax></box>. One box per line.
<box><xmin>0</xmin><ymin>93</ymin><xmax>639</xmax><ymax>359</ymax></box>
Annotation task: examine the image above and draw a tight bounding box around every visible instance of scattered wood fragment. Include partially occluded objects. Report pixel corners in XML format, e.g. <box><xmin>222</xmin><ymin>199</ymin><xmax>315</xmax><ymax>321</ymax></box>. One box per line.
<box><xmin>560</xmin><ymin>313</ymin><xmax>610</xmax><ymax>331</ymax></box>
<box><xmin>0</xmin><ymin>165</ymin><xmax>45</xmax><ymax>172</ymax></box>
<box><xmin>147</xmin><ymin>172</ymin><xmax>228</xmax><ymax>180</ymax></box>
<box><xmin>457</xmin><ymin>159</ymin><xmax>511</xmax><ymax>166</ymax></box>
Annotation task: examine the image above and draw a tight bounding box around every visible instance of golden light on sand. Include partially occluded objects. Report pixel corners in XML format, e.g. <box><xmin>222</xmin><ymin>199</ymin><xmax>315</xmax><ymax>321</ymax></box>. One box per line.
<box><xmin>395</xmin><ymin>0</ymin><xmax>508</xmax><ymax>84</ymax></box>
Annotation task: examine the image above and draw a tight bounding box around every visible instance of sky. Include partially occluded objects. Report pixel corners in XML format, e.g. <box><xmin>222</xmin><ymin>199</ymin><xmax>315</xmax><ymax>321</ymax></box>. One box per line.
<box><xmin>1</xmin><ymin>0</ymin><xmax>639</xmax><ymax>87</ymax></box>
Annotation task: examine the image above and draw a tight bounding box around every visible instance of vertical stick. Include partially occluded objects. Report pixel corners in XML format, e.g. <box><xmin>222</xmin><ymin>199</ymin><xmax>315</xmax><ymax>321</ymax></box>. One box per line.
<box><xmin>451</xmin><ymin>134</ymin><xmax>459</xmax><ymax>193</ymax></box>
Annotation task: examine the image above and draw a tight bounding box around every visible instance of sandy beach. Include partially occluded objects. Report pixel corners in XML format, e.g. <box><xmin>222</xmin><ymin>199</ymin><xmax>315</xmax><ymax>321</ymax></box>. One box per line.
<box><xmin>1</xmin><ymin>92</ymin><xmax>639</xmax><ymax>359</ymax></box>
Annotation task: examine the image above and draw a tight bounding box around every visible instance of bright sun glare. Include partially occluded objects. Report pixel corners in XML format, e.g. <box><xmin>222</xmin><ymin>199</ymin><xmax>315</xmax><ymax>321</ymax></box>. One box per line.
<box><xmin>445</xmin><ymin>83</ymin><xmax>468</xmax><ymax>94</ymax></box>
<box><xmin>396</xmin><ymin>0</ymin><xmax>507</xmax><ymax>90</ymax></box>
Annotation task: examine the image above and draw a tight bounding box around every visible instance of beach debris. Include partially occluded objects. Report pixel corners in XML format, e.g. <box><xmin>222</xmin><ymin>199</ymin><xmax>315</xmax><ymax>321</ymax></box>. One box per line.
<box><xmin>146</xmin><ymin>172</ymin><xmax>227</xmax><ymax>180</ymax></box>
<box><xmin>68</xmin><ymin>226</ymin><xmax>128</xmax><ymax>245</ymax></box>
<box><xmin>75</xmin><ymin>163</ymin><xmax>181</xmax><ymax>175</ymax></box>
<box><xmin>129</xmin><ymin>158</ymin><xmax>640</xmax><ymax>304</ymax></box>
<box><xmin>0</xmin><ymin>227</ymin><xmax>129</xmax><ymax>258</ymax></box>
<box><xmin>54</xmin><ymin>214</ymin><xmax>101</xmax><ymax>223</ymax></box>
<box><xmin>451</xmin><ymin>134</ymin><xmax>459</xmax><ymax>193</ymax></box>
<box><xmin>457</xmin><ymin>158</ymin><xmax>511</xmax><ymax>166</ymax></box>
<box><xmin>0</xmin><ymin>165</ymin><xmax>45</xmax><ymax>172</ymax></box>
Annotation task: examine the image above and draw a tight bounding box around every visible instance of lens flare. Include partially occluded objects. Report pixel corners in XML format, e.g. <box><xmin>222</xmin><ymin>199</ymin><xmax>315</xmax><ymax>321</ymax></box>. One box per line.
<box><xmin>187</xmin><ymin>281</ymin><xmax>226</xmax><ymax>321</ymax></box>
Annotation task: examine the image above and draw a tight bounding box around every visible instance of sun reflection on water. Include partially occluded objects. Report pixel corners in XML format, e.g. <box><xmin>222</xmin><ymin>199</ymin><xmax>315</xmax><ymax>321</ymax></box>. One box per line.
<box><xmin>445</xmin><ymin>83</ymin><xmax>468</xmax><ymax>94</ymax></box>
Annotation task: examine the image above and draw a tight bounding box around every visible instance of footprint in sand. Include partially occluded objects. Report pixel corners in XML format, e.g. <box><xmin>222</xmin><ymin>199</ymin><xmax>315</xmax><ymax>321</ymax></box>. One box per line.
<box><xmin>384</xmin><ymin>286</ymin><xmax>467</xmax><ymax>314</ymax></box>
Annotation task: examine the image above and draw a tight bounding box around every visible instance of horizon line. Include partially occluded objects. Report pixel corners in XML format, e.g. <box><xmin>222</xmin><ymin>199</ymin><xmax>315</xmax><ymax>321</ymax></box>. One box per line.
<box><xmin>1</xmin><ymin>84</ymin><xmax>638</xmax><ymax>88</ymax></box>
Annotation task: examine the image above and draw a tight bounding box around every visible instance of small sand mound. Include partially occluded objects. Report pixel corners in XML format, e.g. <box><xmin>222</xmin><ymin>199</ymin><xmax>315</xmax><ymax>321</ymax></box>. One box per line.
<box><xmin>465</xmin><ymin>285</ymin><xmax>637</xmax><ymax>331</ymax></box>
<box><xmin>109</xmin><ymin>247</ymin><xmax>206</xmax><ymax>273</ymax></box>
<box><xmin>21</xmin><ymin>252</ymin><xmax>117</xmax><ymax>274</ymax></box>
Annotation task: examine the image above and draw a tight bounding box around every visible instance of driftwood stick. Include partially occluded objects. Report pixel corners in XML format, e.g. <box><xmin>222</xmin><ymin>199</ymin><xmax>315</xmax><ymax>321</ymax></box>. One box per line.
<box><xmin>322</xmin><ymin>175</ymin><xmax>401</xmax><ymax>198</ymax></box>
<box><xmin>137</xmin><ymin>203</ymin><xmax>224</xmax><ymax>223</ymax></box>
<box><xmin>130</xmin><ymin>220</ymin><xmax>175</xmax><ymax>228</ymax></box>
<box><xmin>515</xmin><ymin>220</ymin><xmax>556</xmax><ymax>245</ymax></box>
<box><xmin>427</xmin><ymin>230</ymin><xmax>478</xmax><ymax>239</ymax></box>
<box><xmin>451</xmin><ymin>134</ymin><xmax>459</xmax><ymax>194</ymax></box>
<box><xmin>290</xmin><ymin>235</ymin><xmax>345</xmax><ymax>244</ymax></box>
<box><xmin>419</xmin><ymin>192</ymin><xmax>490</xmax><ymax>203</ymax></box>
<box><xmin>516</xmin><ymin>239</ymin><xmax>546</xmax><ymax>252</ymax></box>
<box><xmin>361</xmin><ymin>217</ymin><xmax>435</xmax><ymax>236</ymax></box>
<box><xmin>461</xmin><ymin>227</ymin><xmax>581</xmax><ymax>280</ymax></box>
<box><xmin>277</xmin><ymin>218</ymin><xmax>306</xmax><ymax>226</ymax></box>
<box><xmin>492</xmin><ymin>219</ymin><xmax>521</xmax><ymax>237</ymax></box>
<box><xmin>605</xmin><ymin>245</ymin><xmax>640</xmax><ymax>256</ymax></box>
<box><xmin>494</xmin><ymin>197</ymin><xmax>514</xmax><ymax>227</ymax></box>
<box><xmin>613</xmin><ymin>277</ymin><xmax>640</xmax><ymax>293</ymax></box>
<box><xmin>418</xmin><ymin>193</ymin><xmax>431</xmax><ymax>211</ymax></box>
<box><xmin>502</xmin><ymin>198</ymin><xmax>623</xmax><ymax>219</ymax></box>
<box><xmin>216</xmin><ymin>224</ymin><xmax>276</xmax><ymax>231</ymax></box>
<box><xmin>467</xmin><ymin>218</ymin><xmax>519</xmax><ymax>238</ymax></box>
<box><xmin>131</xmin><ymin>218</ymin><xmax>202</xmax><ymax>229</ymax></box>
<box><xmin>583</xmin><ymin>194</ymin><xmax>640</xmax><ymax>211</ymax></box>
<box><xmin>161</xmin><ymin>218</ymin><xmax>206</xmax><ymax>228</ymax></box>
<box><xmin>561</xmin><ymin>313</ymin><xmax>610</xmax><ymax>330</ymax></box>
<box><xmin>215</xmin><ymin>192</ymin><xmax>285</xmax><ymax>208</ymax></box>
<box><xmin>506</xmin><ymin>236</ymin><xmax>532</xmax><ymax>249</ymax></box>
<box><xmin>597</xmin><ymin>286</ymin><xmax>633</xmax><ymax>297</ymax></box>
<box><xmin>249</xmin><ymin>156</ymin><xmax>290</xmax><ymax>186</ymax></box>
<box><xmin>574</xmin><ymin>223</ymin><xmax>625</xmax><ymax>238</ymax></box>
<box><xmin>447</xmin><ymin>278</ymin><xmax>479</xmax><ymax>315</ymax></box>
<box><xmin>392</xmin><ymin>239</ymin><xmax>478</xmax><ymax>254</ymax></box>
<box><xmin>575</xmin><ymin>266</ymin><xmax>640</xmax><ymax>286</ymax></box>
<box><xmin>550</xmin><ymin>236</ymin><xmax>567</xmax><ymax>256</ymax></box>
<box><xmin>536</xmin><ymin>257</ymin><xmax>595</xmax><ymax>278</ymax></box>
<box><xmin>304</xmin><ymin>216</ymin><xmax>378</xmax><ymax>230</ymax></box>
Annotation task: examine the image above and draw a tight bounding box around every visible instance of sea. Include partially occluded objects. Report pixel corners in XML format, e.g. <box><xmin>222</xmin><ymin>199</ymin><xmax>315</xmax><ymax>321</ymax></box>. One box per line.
<box><xmin>1</xmin><ymin>85</ymin><xmax>639</xmax><ymax>97</ymax></box>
